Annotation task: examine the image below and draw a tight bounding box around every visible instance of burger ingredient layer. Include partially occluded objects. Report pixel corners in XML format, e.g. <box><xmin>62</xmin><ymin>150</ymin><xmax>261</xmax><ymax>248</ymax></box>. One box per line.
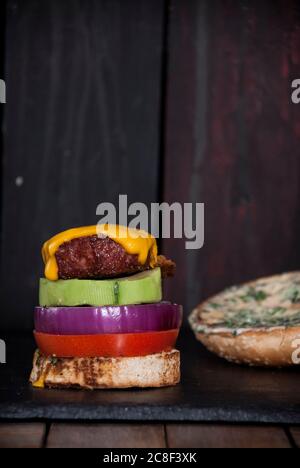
<box><xmin>39</xmin><ymin>268</ymin><xmax>162</xmax><ymax>307</ymax></box>
<box><xmin>55</xmin><ymin>235</ymin><xmax>175</xmax><ymax>280</ymax></box>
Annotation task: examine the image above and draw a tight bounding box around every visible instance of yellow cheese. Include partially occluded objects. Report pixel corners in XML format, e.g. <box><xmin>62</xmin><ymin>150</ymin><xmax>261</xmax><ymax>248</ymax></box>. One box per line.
<box><xmin>32</xmin><ymin>375</ymin><xmax>45</xmax><ymax>388</ymax></box>
<box><xmin>42</xmin><ymin>224</ymin><xmax>158</xmax><ymax>281</ymax></box>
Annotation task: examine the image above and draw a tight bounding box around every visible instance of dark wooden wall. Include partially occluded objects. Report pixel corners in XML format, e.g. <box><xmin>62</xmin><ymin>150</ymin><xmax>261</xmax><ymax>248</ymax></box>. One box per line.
<box><xmin>0</xmin><ymin>0</ymin><xmax>165</xmax><ymax>330</ymax></box>
<box><xmin>1</xmin><ymin>0</ymin><xmax>300</xmax><ymax>331</ymax></box>
<box><xmin>162</xmin><ymin>0</ymin><xmax>300</xmax><ymax>314</ymax></box>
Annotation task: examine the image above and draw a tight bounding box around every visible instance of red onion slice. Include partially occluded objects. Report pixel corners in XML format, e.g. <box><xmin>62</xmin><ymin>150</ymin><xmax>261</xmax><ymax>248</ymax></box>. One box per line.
<box><xmin>34</xmin><ymin>302</ymin><xmax>182</xmax><ymax>335</ymax></box>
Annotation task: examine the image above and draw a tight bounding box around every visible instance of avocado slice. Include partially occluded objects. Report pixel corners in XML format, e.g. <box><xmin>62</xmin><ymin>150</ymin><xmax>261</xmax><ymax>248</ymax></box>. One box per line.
<box><xmin>39</xmin><ymin>268</ymin><xmax>162</xmax><ymax>307</ymax></box>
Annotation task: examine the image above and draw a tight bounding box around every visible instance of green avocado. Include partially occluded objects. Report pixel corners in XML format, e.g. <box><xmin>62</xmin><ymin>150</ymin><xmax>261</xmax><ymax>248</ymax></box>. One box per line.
<box><xmin>39</xmin><ymin>268</ymin><xmax>162</xmax><ymax>307</ymax></box>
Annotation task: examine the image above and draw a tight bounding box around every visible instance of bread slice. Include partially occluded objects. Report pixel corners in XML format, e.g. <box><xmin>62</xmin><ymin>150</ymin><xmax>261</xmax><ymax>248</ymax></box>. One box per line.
<box><xmin>189</xmin><ymin>272</ymin><xmax>300</xmax><ymax>367</ymax></box>
<box><xmin>30</xmin><ymin>349</ymin><xmax>180</xmax><ymax>389</ymax></box>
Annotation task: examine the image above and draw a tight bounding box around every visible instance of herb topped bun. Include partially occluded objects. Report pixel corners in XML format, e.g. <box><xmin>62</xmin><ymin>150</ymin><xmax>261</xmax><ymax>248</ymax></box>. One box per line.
<box><xmin>189</xmin><ymin>272</ymin><xmax>300</xmax><ymax>367</ymax></box>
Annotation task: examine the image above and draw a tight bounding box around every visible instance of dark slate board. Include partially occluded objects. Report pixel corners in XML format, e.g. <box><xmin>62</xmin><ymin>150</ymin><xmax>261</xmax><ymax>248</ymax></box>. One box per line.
<box><xmin>0</xmin><ymin>328</ymin><xmax>299</xmax><ymax>423</ymax></box>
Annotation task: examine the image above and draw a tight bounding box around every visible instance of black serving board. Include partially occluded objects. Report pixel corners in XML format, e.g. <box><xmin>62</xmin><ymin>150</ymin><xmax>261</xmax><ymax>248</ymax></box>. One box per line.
<box><xmin>0</xmin><ymin>328</ymin><xmax>299</xmax><ymax>423</ymax></box>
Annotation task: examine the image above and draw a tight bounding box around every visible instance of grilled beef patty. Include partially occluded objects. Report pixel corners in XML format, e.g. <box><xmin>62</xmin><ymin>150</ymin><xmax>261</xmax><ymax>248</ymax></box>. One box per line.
<box><xmin>55</xmin><ymin>235</ymin><xmax>149</xmax><ymax>279</ymax></box>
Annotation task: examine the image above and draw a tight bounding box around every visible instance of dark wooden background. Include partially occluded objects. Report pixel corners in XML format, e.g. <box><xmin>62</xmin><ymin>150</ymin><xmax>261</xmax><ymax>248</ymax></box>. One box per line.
<box><xmin>0</xmin><ymin>0</ymin><xmax>300</xmax><ymax>331</ymax></box>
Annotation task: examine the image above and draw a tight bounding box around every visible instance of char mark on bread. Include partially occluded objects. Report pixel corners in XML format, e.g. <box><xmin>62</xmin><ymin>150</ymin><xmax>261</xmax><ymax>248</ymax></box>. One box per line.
<box><xmin>30</xmin><ymin>349</ymin><xmax>181</xmax><ymax>389</ymax></box>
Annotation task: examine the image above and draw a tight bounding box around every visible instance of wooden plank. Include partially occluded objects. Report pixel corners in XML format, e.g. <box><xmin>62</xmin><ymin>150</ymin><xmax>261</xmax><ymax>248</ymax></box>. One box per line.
<box><xmin>0</xmin><ymin>423</ymin><xmax>46</xmax><ymax>448</ymax></box>
<box><xmin>47</xmin><ymin>423</ymin><xmax>166</xmax><ymax>448</ymax></box>
<box><xmin>1</xmin><ymin>0</ymin><xmax>164</xmax><ymax>331</ymax></box>
<box><xmin>166</xmin><ymin>424</ymin><xmax>291</xmax><ymax>449</ymax></box>
<box><xmin>289</xmin><ymin>427</ymin><xmax>300</xmax><ymax>448</ymax></box>
<box><xmin>163</xmin><ymin>0</ymin><xmax>300</xmax><ymax>317</ymax></box>
<box><xmin>0</xmin><ymin>0</ymin><xmax>5</xmax><ymax>237</ymax></box>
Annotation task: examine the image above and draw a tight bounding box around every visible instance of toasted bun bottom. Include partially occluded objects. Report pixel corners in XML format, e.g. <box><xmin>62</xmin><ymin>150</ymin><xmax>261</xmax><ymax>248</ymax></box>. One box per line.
<box><xmin>195</xmin><ymin>327</ymin><xmax>300</xmax><ymax>367</ymax></box>
<box><xmin>30</xmin><ymin>349</ymin><xmax>180</xmax><ymax>389</ymax></box>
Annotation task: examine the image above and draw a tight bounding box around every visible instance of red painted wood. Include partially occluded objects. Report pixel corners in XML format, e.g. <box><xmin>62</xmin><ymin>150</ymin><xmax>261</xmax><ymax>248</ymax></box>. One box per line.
<box><xmin>163</xmin><ymin>0</ymin><xmax>300</xmax><ymax>318</ymax></box>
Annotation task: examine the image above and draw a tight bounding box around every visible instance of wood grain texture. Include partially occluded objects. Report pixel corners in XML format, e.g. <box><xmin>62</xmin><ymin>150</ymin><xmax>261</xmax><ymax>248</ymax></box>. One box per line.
<box><xmin>0</xmin><ymin>0</ymin><xmax>5</xmax><ymax>245</ymax></box>
<box><xmin>166</xmin><ymin>424</ymin><xmax>291</xmax><ymax>448</ymax></box>
<box><xmin>0</xmin><ymin>423</ymin><xmax>46</xmax><ymax>448</ymax></box>
<box><xmin>163</xmin><ymin>0</ymin><xmax>300</xmax><ymax>317</ymax></box>
<box><xmin>289</xmin><ymin>427</ymin><xmax>300</xmax><ymax>447</ymax></box>
<box><xmin>1</xmin><ymin>0</ymin><xmax>164</xmax><ymax>330</ymax></box>
<box><xmin>47</xmin><ymin>423</ymin><xmax>166</xmax><ymax>448</ymax></box>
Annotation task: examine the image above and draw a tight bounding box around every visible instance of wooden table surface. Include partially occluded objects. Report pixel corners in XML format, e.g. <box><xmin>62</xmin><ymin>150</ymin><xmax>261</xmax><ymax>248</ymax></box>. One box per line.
<box><xmin>0</xmin><ymin>422</ymin><xmax>298</xmax><ymax>448</ymax></box>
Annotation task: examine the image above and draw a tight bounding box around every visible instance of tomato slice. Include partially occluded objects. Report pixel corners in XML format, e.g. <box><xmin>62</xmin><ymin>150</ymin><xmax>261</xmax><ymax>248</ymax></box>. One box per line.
<box><xmin>34</xmin><ymin>329</ymin><xmax>179</xmax><ymax>358</ymax></box>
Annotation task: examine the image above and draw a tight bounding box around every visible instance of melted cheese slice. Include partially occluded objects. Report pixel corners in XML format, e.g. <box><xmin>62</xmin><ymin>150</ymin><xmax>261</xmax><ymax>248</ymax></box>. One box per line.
<box><xmin>42</xmin><ymin>224</ymin><xmax>158</xmax><ymax>281</ymax></box>
<box><xmin>32</xmin><ymin>375</ymin><xmax>45</xmax><ymax>388</ymax></box>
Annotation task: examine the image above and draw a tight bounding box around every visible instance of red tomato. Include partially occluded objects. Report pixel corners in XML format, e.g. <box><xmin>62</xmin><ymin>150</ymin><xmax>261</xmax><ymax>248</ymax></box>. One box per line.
<box><xmin>34</xmin><ymin>329</ymin><xmax>179</xmax><ymax>358</ymax></box>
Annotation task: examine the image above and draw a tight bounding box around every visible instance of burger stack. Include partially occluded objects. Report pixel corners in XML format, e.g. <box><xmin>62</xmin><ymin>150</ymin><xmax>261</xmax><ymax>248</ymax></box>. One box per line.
<box><xmin>30</xmin><ymin>224</ymin><xmax>182</xmax><ymax>389</ymax></box>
